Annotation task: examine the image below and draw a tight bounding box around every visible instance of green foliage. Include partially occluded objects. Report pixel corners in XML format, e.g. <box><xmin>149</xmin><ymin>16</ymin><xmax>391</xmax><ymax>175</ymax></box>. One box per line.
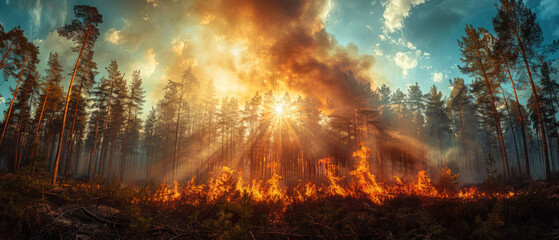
<box><xmin>483</xmin><ymin>154</ymin><xmax>504</xmax><ymax>191</ymax></box>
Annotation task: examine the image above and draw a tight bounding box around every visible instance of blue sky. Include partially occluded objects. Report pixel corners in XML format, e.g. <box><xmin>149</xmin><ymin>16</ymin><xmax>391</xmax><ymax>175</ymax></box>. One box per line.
<box><xmin>0</xmin><ymin>0</ymin><xmax>558</xmax><ymax>117</ymax></box>
<box><xmin>325</xmin><ymin>0</ymin><xmax>558</xmax><ymax>94</ymax></box>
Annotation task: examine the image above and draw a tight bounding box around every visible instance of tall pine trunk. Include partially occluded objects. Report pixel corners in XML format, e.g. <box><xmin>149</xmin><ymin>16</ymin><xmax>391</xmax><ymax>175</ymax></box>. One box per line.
<box><xmin>0</xmin><ymin>42</ymin><xmax>14</xmax><ymax>70</ymax></box>
<box><xmin>514</xmin><ymin>31</ymin><xmax>550</xmax><ymax>180</ymax></box>
<box><xmin>88</xmin><ymin>108</ymin><xmax>103</xmax><ymax>179</ymax></box>
<box><xmin>64</xmin><ymin>84</ymin><xmax>83</xmax><ymax>181</ymax></box>
<box><xmin>499</xmin><ymin>85</ymin><xmax>521</xmax><ymax>176</ymax></box>
<box><xmin>52</xmin><ymin>25</ymin><xmax>91</xmax><ymax>185</ymax></box>
<box><xmin>504</xmin><ymin>59</ymin><xmax>531</xmax><ymax>179</ymax></box>
<box><xmin>476</xmin><ymin>49</ymin><xmax>511</xmax><ymax>183</ymax></box>
<box><xmin>0</xmin><ymin>56</ymin><xmax>28</xmax><ymax>147</ymax></box>
<box><xmin>119</xmin><ymin>101</ymin><xmax>134</xmax><ymax>181</ymax></box>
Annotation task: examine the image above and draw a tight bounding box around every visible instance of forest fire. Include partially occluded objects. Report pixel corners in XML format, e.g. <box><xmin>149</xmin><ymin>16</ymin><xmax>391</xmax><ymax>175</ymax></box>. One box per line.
<box><xmin>1</xmin><ymin>0</ymin><xmax>559</xmax><ymax>238</ymax></box>
<box><xmin>134</xmin><ymin>144</ymin><xmax>521</xmax><ymax>208</ymax></box>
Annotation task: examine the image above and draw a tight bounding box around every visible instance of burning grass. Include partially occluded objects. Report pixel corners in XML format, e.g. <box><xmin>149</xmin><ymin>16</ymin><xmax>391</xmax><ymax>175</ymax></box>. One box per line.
<box><xmin>1</xmin><ymin>145</ymin><xmax>559</xmax><ymax>239</ymax></box>
<box><xmin>131</xmin><ymin>144</ymin><xmax>519</xmax><ymax>207</ymax></box>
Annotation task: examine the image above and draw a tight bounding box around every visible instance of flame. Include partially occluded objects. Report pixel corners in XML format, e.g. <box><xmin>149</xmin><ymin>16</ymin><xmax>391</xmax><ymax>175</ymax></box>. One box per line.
<box><xmin>319</xmin><ymin>158</ymin><xmax>347</xmax><ymax>197</ymax></box>
<box><xmin>350</xmin><ymin>143</ymin><xmax>382</xmax><ymax>203</ymax></box>
<box><xmin>415</xmin><ymin>170</ymin><xmax>438</xmax><ymax>196</ymax></box>
<box><xmin>83</xmin><ymin>144</ymin><xmax>525</xmax><ymax>209</ymax></box>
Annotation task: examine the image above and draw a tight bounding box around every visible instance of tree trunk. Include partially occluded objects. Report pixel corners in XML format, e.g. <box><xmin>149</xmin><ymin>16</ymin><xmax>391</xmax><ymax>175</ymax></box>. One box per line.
<box><xmin>504</xmin><ymin>60</ymin><xmax>531</xmax><ymax>179</ymax></box>
<box><xmin>52</xmin><ymin>25</ymin><xmax>91</xmax><ymax>185</ymax></box>
<box><xmin>119</xmin><ymin>99</ymin><xmax>134</xmax><ymax>182</ymax></box>
<box><xmin>173</xmin><ymin>90</ymin><xmax>184</xmax><ymax>182</ymax></box>
<box><xmin>0</xmin><ymin>42</ymin><xmax>14</xmax><ymax>70</ymax></box>
<box><xmin>499</xmin><ymin>85</ymin><xmax>521</xmax><ymax>176</ymax></box>
<box><xmin>475</xmin><ymin>49</ymin><xmax>511</xmax><ymax>183</ymax></box>
<box><xmin>98</xmin><ymin>80</ymin><xmax>114</xmax><ymax>177</ymax></box>
<box><xmin>514</xmin><ymin>31</ymin><xmax>550</xmax><ymax>180</ymax></box>
<box><xmin>64</xmin><ymin>84</ymin><xmax>83</xmax><ymax>181</ymax></box>
<box><xmin>88</xmin><ymin>108</ymin><xmax>103</xmax><ymax>179</ymax></box>
<box><xmin>0</xmin><ymin>55</ymin><xmax>28</xmax><ymax>147</ymax></box>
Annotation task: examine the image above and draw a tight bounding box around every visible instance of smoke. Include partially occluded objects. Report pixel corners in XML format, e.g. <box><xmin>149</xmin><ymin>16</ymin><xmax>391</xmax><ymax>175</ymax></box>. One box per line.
<box><xmin>186</xmin><ymin>0</ymin><xmax>376</xmax><ymax>109</ymax></box>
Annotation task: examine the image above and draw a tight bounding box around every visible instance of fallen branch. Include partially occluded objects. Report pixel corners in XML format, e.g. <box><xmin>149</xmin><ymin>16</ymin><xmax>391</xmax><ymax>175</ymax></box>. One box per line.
<box><xmin>80</xmin><ymin>207</ymin><xmax>125</xmax><ymax>226</ymax></box>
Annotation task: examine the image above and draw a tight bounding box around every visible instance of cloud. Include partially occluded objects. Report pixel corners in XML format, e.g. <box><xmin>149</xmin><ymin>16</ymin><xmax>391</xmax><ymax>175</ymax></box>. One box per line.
<box><xmin>393</xmin><ymin>50</ymin><xmax>420</xmax><ymax>77</ymax></box>
<box><xmin>23</xmin><ymin>0</ymin><xmax>377</xmax><ymax>115</ymax></box>
<box><xmin>431</xmin><ymin>72</ymin><xmax>442</xmax><ymax>82</ymax></box>
<box><xmin>131</xmin><ymin>48</ymin><xmax>159</xmax><ymax>77</ymax></box>
<box><xmin>33</xmin><ymin>30</ymin><xmax>76</xmax><ymax>79</ymax></box>
<box><xmin>146</xmin><ymin>0</ymin><xmax>158</xmax><ymax>7</ymax></box>
<box><xmin>383</xmin><ymin>0</ymin><xmax>428</xmax><ymax>33</ymax></box>
<box><xmin>105</xmin><ymin>28</ymin><xmax>124</xmax><ymax>45</ymax></box>
<box><xmin>406</xmin><ymin>41</ymin><xmax>415</xmax><ymax>50</ymax></box>
<box><xmin>537</xmin><ymin>0</ymin><xmax>559</xmax><ymax>36</ymax></box>
<box><xmin>538</xmin><ymin>0</ymin><xmax>559</xmax><ymax>19</ymax></box>
<box><xmin>29</xmin><ymin>0</ymin><xmax>41</xmax><ymax>27</ymax></box>
<box><xmin>171</xmin><ymin>37</ymin><xmax>188</xmax><ymax>56</ymax></box>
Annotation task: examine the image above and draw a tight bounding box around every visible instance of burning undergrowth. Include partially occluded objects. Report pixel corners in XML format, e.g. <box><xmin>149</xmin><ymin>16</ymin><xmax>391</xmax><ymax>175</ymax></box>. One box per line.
<box><xmin>1</xmin><ymin>144</ymin><xmax>558</xmax><ymax>239</ymax></box>
<box><xmin>130</xmin><ymin>144</ymin><xmax>518</xmax><ymax>208</ymax></box>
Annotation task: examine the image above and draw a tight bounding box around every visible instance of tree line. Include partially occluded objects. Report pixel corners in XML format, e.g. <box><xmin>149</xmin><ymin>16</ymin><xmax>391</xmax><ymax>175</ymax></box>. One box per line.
<box><xmin>0</xmin><ymin>1</ymin><xmax>558</xmax><ymax>185</ymax></box>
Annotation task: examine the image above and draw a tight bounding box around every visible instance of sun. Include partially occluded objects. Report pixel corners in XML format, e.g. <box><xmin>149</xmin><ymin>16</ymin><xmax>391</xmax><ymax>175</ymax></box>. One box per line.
<box><xmin>274</xmin><ymin>102</ymin><xmax>285</xmax><ymax>116</ymax></box>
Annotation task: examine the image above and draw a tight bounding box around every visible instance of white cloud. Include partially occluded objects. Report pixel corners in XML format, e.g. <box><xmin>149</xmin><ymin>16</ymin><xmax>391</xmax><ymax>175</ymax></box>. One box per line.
<box><xmin>318</xmin><ymin>0</ymin><xmax>334</xmax><ymax>21</ymax></box>
<box><xmin>34</xmin><ymin>31</ymin><xmax>76</xmax><ymax>77</ymax></box>
<box><xmin>432</xmin><ymin>72</ymin><xmax>443</xmax><ymax>82</ymax></box>
<box><xmin>0</xmin><ymin>96</ymin><xmax>4</xmax><ymax>104</ymax></box>
<box><xmin>146</xmin><ymin>0</ymin><xmax>159</xmax><ymax>7</ymax></box>
<box><xmin>394</xmin><ymin>50</ymin><xmax>421</xmax><ymax>77</ymax></box>
<box><xmin>383</xmin><ymin>0</ymin><xmax>429</xmax><ymax>32</ymax></box>
<box><xmin>30</xmin><ymin>0</ymin><xmax>42</xmax><ymax>27</ymax></box>
<box><xmin>171</xmin><ymin>37</ymin><xmax>189</xmax><ymax>56</ymax></box>
<box><xmin>374</xmin><ymin>48</ymin><xmax>384</xmax><ymax>56</ymax></box>
<box><xmin>105</xmin><ymin>28</ymin><xmax>123</xmax><ymax>45</ymax></box>
<box><xmin>131</xmin><ymin>49</ymin><xmax>159</xmax><ymax>77</ymax></box>
<box><xmin>406</xmin><ymin>42</ymin><xmax>416</xmax><ymax>50</ymax></box>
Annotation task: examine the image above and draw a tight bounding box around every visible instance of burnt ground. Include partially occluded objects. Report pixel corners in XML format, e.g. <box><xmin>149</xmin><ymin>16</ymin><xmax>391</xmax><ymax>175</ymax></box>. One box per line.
<box><xmin>1</xmin><ymin>171</ymin><xmax>559</xmax><ymax>240</ymax></box>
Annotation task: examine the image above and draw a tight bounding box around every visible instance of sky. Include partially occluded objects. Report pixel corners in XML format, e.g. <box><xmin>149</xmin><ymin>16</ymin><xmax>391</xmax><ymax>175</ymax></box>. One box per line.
<box><xmin>0</xmin><ymin>0</ymin><xmax>558</xmax><ymax>118</ymax></box>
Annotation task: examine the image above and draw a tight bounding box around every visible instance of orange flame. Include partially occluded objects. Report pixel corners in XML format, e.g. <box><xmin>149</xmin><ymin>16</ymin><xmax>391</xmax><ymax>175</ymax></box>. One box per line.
<box><xmin>112</xmin><ymin>144</ymin><xmax>525</xmax><ymax>207</ymax></box>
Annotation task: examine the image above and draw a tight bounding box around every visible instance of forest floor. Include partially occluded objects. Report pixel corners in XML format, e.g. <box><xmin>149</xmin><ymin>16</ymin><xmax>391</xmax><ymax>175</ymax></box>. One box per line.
<box><xmin>1</xmin><ymin>168</ymin><xmax>559</xmax><ymax>239</ymax></box>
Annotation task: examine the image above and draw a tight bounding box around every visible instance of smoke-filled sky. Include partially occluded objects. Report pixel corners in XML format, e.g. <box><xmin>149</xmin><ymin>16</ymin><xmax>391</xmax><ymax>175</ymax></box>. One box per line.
<box><xmin>0</xmin><ymin>0</ymin><xmax>558</xmax><ymax>117</ymax></box>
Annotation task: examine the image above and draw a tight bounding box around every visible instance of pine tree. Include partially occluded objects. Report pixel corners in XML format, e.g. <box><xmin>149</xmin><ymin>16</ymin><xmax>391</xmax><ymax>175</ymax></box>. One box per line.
<box><xmin>425</xmin><ymin>85</ymin><xmax>451</xmax><ymax>167</ymax></box>
<box><xmin>33</xmin><ymin>52</ymin><xmax>64</xmax><ymax>171</ymax></box>
<box><xmin>52</xmin><ymin>5</ymin><xmax>103</xmax><ymax>185</ymax></box>
<box><xmin>493</xmin><ymin>34</ymin><xmax>532</xmax><ymax>179</ymax></box>
<box><xmin>459</xmin><ymin>25</ymin><xmax>511</xmax><ymax>183</ymax></box>
<box><xmin>64</xmin><ymin>48</ymin><xmax>98</xmax><ymax>180</ymax></box>
<box><xmin>0</xmin><ymin>35</ymin><xmax>39</xmax><ymax>150</ymax></box>
<box><xmin>0</xmin><ymin>26</ymin><xmax>26</xmax><ymax>72</ymax></box>
<box><xmin>120</xmin><ymin>69</ymin><xmax>145</xmax><ymax>181</ymax></box>
<box><xmin>493</xmin><ymin>0</ymin><xmax>551</xmax><ymax>179</ymax></box>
